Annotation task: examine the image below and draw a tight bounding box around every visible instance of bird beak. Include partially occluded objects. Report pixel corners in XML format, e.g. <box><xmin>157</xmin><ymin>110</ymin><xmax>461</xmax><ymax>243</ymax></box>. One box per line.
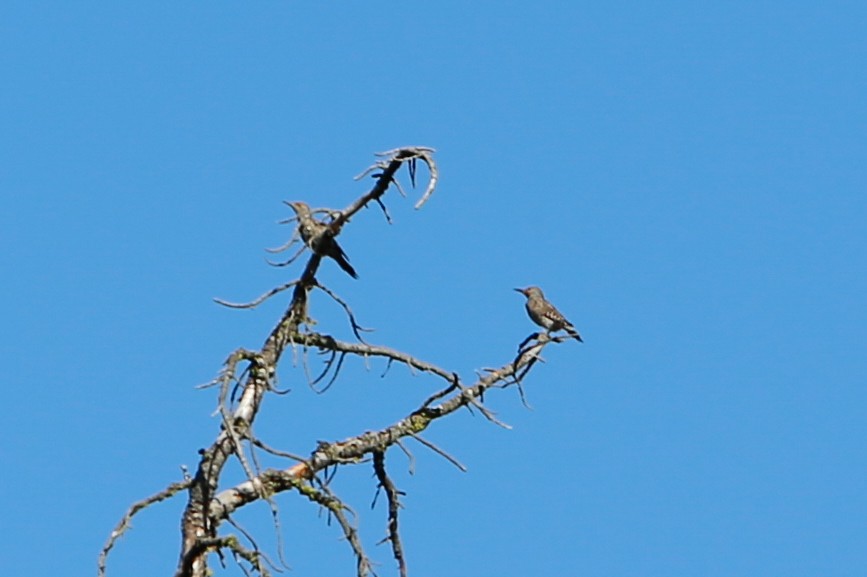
<box><xmin>513</xmin><ymin>287</ymin><xmax>525</xmax><ymax>294</ymax></box>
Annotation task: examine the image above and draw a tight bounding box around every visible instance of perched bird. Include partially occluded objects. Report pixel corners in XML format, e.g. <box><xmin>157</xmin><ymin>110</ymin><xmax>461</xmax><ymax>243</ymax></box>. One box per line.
<box><xmin>515</xmin><ymin>286</ymin><xmax>583</xmax><ymax>342</ymax></box>
<box><xmin>287</xmin><ymin>201</ymin><xmax>358</xmax><ymax>279</ymax></box>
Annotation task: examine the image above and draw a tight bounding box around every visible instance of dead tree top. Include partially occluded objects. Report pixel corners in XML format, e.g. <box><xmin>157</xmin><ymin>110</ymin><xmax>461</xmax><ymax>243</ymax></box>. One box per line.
<box><xmin>99</xmin><ymin>146</ymin><xmax>576</xmax><ymax>577</ymax></box>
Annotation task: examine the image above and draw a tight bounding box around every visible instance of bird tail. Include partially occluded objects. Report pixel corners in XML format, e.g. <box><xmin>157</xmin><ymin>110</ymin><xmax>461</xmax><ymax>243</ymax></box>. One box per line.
<box><xmin>333</xmin><ymin>249</ymin><xmax>359</xmax><ymax>279</ymax></box>
<box><xmin>566</xmin><ymin>326</ymin><xmax>583</xmax><ymax>343</ymax></box>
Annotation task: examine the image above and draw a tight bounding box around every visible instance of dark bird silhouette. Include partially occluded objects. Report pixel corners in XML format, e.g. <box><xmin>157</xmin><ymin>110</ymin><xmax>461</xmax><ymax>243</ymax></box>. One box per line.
<box><xmin>515</xmin><ymin>286</ymin><xmax>582</xmax><ymax>342</ymax></box>
<box><xmin>287</xmin><ymin>201</ymin><xmax>358</xmax><ymax>279</ymax></box>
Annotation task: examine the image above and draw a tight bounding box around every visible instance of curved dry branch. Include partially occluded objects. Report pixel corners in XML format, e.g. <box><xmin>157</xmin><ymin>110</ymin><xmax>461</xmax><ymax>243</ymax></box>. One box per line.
<box><xmin>313</xmin><ymin>282</ymin><xmax>373</xmax><ymax>341</ymax></box>
<box><xmin>341</xmin><ymin>146</ymin><xmax>438</xmax><ymax>227</ymax></box>
<box><xmin>265</xmin><ymin>244</ymin><xmax>306</xmax><ymax>268</ymax></box>
<box><xmin>308</xmin><ymin>349</ymin><xmax>347</xmax><ymax>394</ymax></box>
<box><xmin>214</xmin><ymin>282</ymin><xmax>299</xmax><ymax>310</ymax></box>
<box><xmin>264</xmin><ymin>229</ymin><xmax>300</xmax><ymax>253</ymax></box>
<box><xmin>99</xmin><ymin>479</ymin><xmax>193</xmax><ymax>577</ymax></box>
<box><xmin>290</xmin><ymin>332</ymin><xmax>458</xmax><ymax>386</ymax></box>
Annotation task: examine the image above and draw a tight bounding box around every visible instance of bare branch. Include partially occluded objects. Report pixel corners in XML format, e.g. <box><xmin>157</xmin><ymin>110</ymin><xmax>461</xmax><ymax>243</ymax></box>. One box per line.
<box><xmin>249</xmin><ymin>438</ymin><xmax>306</xmax><ymax>463</ymax></box>
<box><xmin>224</xmin><ymin>516</ymin><xmax>282</xmax><ymax>576</ymax></box>
<box><xmin>372</xmin><ymin>451</ymin><xmax>407</xmax><ymax>577</ymax></box>
<box><xmin>266</xmin><ymin>244</ymin><xmax>306</xmax><ymax>267</ymax></box>
<box><xmin>394</xmin><ymin>439</ymin><xmax>416</xmax><ymax>475</ymax></box>
<box><xmin>313</xmin><ymin>282</ymin><xmax>373</xmax><ymax>342</ymax></box>
<box><xmin>99</xmin><ymin>479</ymin><xmax>193</xmax><ymax>577</ymax></box>
<box><xmin>309</xmin><ymin>348</ymin><xmax>337</xmax><ymax>386</ymax></box>
<box><xmin>179</xmin><ymin>535</ymin><xmax>272</xmax><ymax>577</ymax></box>
<box><xmin>419</xmin><ymin>381</ymin><xmax>459</xmax><ymax>408</ymax></box>
<box><xmin>291</xmin><ymin>332</ymin><xmax>457</xmax><ymax>386</ymax></box>
<box><xmin>310</xmin><ymin>349</ymin><xmax>347</xmax><ymax>394</ymax></box>
<box><xmin>299</xmin><ymin>481</ymin><xmax>374</xmax><ymax>577</ymax></box>
<box><xmin>515</xmin><ymin>378</ymin><xmax>534</xmax><ymax>410</ymax></box>
<box><xmin>373</xmin><ymin>196</ymin><xmax>393</xmax><ymax>224</ymax></box>
<box><xmin>407</xmin><ymin>432</ymin><xmax>467</xmax><ymax>472</ymax></box>
<box><xmin>214</xmin><ymin>281</ymin><xmax>300</xmax><ymax>309</ymax></box>
<box><xmin>341</xmin><ymin>146</ymin><xmax>439</xmax><ymax>226</ymax></box>
<box><xmin>264</xmin><ymin>228</ymin><xmax>300</xmax><ymax>253</ymax></box>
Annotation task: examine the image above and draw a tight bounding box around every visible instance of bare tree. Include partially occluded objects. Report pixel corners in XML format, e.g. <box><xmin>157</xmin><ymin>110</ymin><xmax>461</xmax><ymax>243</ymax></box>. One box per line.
<box><xmin>99</xmin><ymin>147</ymin><xmax>574</xmax><ymax>577</ymax></box>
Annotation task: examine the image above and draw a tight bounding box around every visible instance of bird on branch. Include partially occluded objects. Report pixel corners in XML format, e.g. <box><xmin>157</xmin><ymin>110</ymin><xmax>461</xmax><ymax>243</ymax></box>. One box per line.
<box><xmin>287</xmin><ymin>201</ymin><xmax>358</xmax><ymax>279</ymax></box>
<box><xmin>515</xmin><ymin>286</ymin><xmax>583</xmax><ymax>342</ymax></box>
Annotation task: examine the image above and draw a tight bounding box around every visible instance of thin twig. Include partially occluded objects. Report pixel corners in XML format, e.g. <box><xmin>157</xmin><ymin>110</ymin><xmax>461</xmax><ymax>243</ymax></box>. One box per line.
<box><xmin>320</xmin><ymin>351</ymin><xmax>347</xmax><ymax>393</ymax></box>
<box><xmin>214</xmin><ymin>281</ymin><xmax>300</xmax><ymax>309</ymax></box>
<box><xmin>314</xmin><ymin>282</ymin><xmax>373</xmax><ymax>342</ymax></box>
<box><xmin>266</xmin><ymin>244</ymin><xmax>306</xmax><ymax>267</ymax></box>
<box><xmin>394</xmin><ymin>440</ymin><xmax>415</xmax><ymax>475</ymax></box>
<box><xmin>264</xmin><ymin>229</ymin><xmax>300</xmax><ymax>253</ymax></box>
<box><xmin>310</xmin><ymin>349</ymin><xmax>338</xmax><ymax>387</ymax></box>
<box><xmin>407</xmin><ymin>433</ymin><xmax>467</xmax><ymax>472</ymax></box>
<box><xmin>224</xmin><ymin>515</ymin><xmax>281</xmax><ymax>575</ymax></box>
<box><xmin>249</xmin><ymin>438</ymin><xmax>306</xmax><ymax>463</ymax></box>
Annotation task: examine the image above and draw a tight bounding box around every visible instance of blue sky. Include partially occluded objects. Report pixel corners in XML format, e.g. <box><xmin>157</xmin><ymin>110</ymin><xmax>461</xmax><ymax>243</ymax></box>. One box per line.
<box><xmin>2</xmin><ymin>2</ymin><xmax>866</xmax><ymax>576</ymax></box>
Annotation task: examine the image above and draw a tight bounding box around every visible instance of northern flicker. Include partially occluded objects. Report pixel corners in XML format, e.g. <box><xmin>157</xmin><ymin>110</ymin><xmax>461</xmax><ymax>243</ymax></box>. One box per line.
<box><xmin>287</xmin><ymin>201</ymin><xmax>358</xmax><ymax>279</ymax></box>
<box><xmin>515</xmin><ymin>286</ymin><xmax>582</xmax><ymax>342</ymax></box>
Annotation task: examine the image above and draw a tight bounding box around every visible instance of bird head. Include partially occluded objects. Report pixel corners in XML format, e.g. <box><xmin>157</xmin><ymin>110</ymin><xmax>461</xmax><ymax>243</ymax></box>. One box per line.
<box><xmin>285</xmin><ymin>201</ymin><xmax>311</xmax><ymax>216</ymax></box>
<box><xmin>514</xmin><ymin>286</ymin><xmax>543</xmax><ymax>298</ymax></box>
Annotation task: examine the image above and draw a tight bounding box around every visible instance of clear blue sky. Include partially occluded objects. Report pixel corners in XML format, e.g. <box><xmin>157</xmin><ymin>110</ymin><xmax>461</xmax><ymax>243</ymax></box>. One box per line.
<box><xmin>3</xmin><ymin>3</ymin><xmax>866</xmax><ymax>576</ymax></box>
